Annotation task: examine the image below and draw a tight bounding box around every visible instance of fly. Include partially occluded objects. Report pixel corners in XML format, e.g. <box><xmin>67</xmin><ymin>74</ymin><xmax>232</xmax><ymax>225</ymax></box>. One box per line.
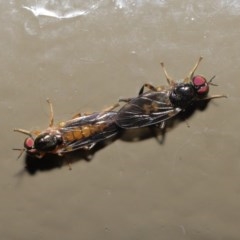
<box><xmin>14</xmin><ymin>99</ymin><xmax>119</xmax><ymax>159</ymax></box>
<box><xmin>116</xmin><ymin>57</ymin><xmax>226</xmax><ymax>129</ymax></box>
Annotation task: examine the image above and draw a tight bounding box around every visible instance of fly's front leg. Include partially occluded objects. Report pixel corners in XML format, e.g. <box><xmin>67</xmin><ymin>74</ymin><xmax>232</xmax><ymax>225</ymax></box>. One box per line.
<box><xmin>198</xmin><ymin>94</ymin><xmax>227</xmax><ymax>101</ymax></box>
<box><xmin>46</xmin><ymin>99</ymin><xmax>54</xmax><ymax>127</ymax></box>
<box><xmin>13</xmin><ymin>128</ymin><xmax>41</xmax><ymax>138</ymax></box>
<box><xmin>13</xmin><ymin>128</ymin><xmax>32</xmax><ymax>137</ymax></box>
<box><xmin>160</xmin><ymin>62</ymin><xmax>175</xmax><ymax>86</ymax></box>
<box><xmin>184</xmin><ymin>57</ymin><xmax>203</xmax><ymax>83</ymax></box>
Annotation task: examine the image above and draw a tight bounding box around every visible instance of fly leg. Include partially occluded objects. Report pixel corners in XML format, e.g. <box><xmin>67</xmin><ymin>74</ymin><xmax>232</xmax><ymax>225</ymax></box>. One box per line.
<box><xmin>46</xmin><ymin>99</ymin><xmax>54</xmax><ymax>127</ymax></box>
<box><xmin>119</xmin><ymin>83</ymin><xmax>159</xmax><ymax>103</ymax></box>
<box><xmin>198</xmin><ymin>94</ymin><xmax>227</xmax><ymax>101</ymax></box>
<box><xmin>119</xmin><ymin>97</ymin><xmax>134</xmax><ymax>103</ymax></box>
<box><xmin>71</xmin><ymin>112</ymin><xmax>93</xmax><ymax>119</ymax></box>
<box><xmin>13</xmin><ymin>129</ymin><xmax>39</xmax><ymax>158</ymax></box>
<box><xmin>12</xmin><ymin>148</ymin><xmax>26</xmax><ymax>159</ymax></box>
<box><xmin>72</xmin><ymin>103</ymin><xmax>120</xmax><ymax>120</ymax></box>
<box><xmin>102</xmin><ymin>103</ymin><xmax>120</xmax><ymax>112</ymax></box>
<box><xmin>184</xmin><ymin>57</ymin><xmax>203</xmax><ymax>83</ymax></box>
<box><xmin>139</xmin><ymin>60</ymin><xmax>179</xmax><ymax>94</ymax></box>
<box><xmin>71</xmin><ymin>113</ymin><xmax>82</xmax><ymax>119</ymax></box>
<box><xmin>13</xmin><ymin>128</ymin><xmax>32</xmax><ymax>137</ymax></box>
<box><xmin>14</xmin><ymin>99</ymin><xmax>54</xmax><ymax>136</ymax></box>
<box><xmin>99</xmin><ymin>103</ymin><xmax>120</xmax><ymax>117</ymax></box>
<box><xmin>160</xmin><ymin>62</ymin><xmax>175</xmax><ymax>86</ymax></box>
<box><xmin>138</xmin><ymin>83</ymin><xmax>158</xmax><ymax>95</ymax></box>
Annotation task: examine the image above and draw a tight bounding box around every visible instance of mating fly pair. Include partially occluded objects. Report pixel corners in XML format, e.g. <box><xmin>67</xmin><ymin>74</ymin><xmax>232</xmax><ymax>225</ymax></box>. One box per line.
<box><xmin>14</xmin><ymin>57</ymin><xmax>226</xmax><ymax>160</ymax></box>
<box><xmin>116</xmin><ymin>57</ymin><xmax>226</xmax><ymax>129</ymax></box>
<box><xmin>14</xmin><ymin>100</ymin><xmax>119</xmax><ymax>159</ymax></box>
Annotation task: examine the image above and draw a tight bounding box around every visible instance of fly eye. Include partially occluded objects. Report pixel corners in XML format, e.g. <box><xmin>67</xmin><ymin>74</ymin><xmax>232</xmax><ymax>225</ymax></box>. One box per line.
<box><xmin>192</xmin><ymin>75</ymin><xmax>209</xmax><ymax>95</ymax></box>
<box><xmin>24</xmin><ymin>137</ymin><xmax>35</xmax><ymax>150</ymax></box>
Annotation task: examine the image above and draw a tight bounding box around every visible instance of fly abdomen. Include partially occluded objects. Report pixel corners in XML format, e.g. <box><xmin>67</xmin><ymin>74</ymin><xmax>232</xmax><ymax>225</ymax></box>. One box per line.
<box><xmin>62</xmin><ymin>124</ymin><xmax>107</xmax><ymax>142</ymax></box>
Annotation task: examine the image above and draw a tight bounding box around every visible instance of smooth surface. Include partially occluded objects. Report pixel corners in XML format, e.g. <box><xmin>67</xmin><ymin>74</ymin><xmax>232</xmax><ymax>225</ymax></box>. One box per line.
<box><xmin>1</xmin><ymin>1</ymin><xmax>239</xmax><ymax>239</ymax></box>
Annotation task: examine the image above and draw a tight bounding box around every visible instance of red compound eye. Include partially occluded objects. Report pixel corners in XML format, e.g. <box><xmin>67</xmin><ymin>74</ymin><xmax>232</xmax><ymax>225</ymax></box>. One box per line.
<box><xmin>192</xmin><ymin>75</ymin><xmax>209</xmax><ymax>95</ymax></box>
<box><xmin>24</xmin><ymin>137</ymin><xmax>34</xmax><ymax>150</ymax></box>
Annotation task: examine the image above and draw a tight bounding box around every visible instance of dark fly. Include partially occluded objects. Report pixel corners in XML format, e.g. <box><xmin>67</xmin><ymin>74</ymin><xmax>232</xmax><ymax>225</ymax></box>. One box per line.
<box><xmin>116</xmin><ymin>57</ymin><xmax>226</xmax><ymax>129</ymax></box>
<box><xmin>14</xmin><ymin>100</ymin><xmax>119</xmax><ymax>159</ymax></box>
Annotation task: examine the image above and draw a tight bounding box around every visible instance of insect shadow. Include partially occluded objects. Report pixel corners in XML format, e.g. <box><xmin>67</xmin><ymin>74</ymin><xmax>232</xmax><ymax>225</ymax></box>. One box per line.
<box><xmin>23</xmin><ymin>135</ymin><xmax>119</xmax><ymax>175</ymax></box>
<box><xmin>119</xmin><ymin>99</ymin><xmax>210</xmax><ymax>144</ymax></box>
<box><xmin>20</xmin><ymin>101</ymin><xmax>217</xmax><ymax>175</ymax></box>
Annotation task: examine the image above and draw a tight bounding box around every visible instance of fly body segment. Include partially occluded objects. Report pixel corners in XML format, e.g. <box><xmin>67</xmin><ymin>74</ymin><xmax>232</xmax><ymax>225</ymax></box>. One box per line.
<box><xmin>14</xmin><ymin>100</ymin><xmax>119</xmax><ymax>159</ymax></box>
<box><xmin>116</xmin><ymin>57</ymin><xmax>226</xmax><ymax>129</ymax></box>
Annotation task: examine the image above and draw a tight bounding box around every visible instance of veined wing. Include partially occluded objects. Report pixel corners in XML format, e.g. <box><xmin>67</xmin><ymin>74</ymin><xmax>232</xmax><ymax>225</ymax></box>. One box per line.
<box><xmin>116</xmin><ymin>91</ymin><xmax>181</xmax><ymax>128</ymax></box>
<box><xmin>59</xmin><ymin>111</ymin><xmax>118</xmax><ymax>152</ymax></box>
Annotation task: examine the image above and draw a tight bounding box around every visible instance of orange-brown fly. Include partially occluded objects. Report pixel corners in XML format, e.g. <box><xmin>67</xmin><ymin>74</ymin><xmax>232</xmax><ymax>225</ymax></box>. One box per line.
<box><xmin>14</xmin><ymin>100</ymin><xmax>119</xmax><ymax>159</ymax></box>
<box><xmin>116</xmin><ymin>57</ymin><xmax>226</xmax><ymax>129</ymax></box>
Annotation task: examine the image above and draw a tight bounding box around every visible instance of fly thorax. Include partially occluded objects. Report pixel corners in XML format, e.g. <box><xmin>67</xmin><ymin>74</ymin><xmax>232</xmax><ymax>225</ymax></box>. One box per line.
<box><xmin>169</xmin><ymin>83</ymin><xmax>195</xmax><ymax>108</ymax></box>
<box><xmin>34</xmin><ymin>131</ymin><xmax>63</xmax><ymax>152</ymax></box>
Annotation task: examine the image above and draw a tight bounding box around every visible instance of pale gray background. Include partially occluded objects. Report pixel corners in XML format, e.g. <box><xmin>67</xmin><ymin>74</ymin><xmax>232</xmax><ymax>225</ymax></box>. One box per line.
<box><xmin>1</xmin><ymin>1</ymin><xmax>239</xmax><ymax>239</ymax></box>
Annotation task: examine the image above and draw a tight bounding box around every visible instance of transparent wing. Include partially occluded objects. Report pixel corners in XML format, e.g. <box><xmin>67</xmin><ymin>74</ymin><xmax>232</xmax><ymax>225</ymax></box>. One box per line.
<box><xmin>59</xmin><ymin>111</ymin><xmax>118</xmax><ymax>152</ymax></box>
<box><xmin>116</xmin><ymin>91</ymin><xmax>181</xmax><ymax>128</ymax></box>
